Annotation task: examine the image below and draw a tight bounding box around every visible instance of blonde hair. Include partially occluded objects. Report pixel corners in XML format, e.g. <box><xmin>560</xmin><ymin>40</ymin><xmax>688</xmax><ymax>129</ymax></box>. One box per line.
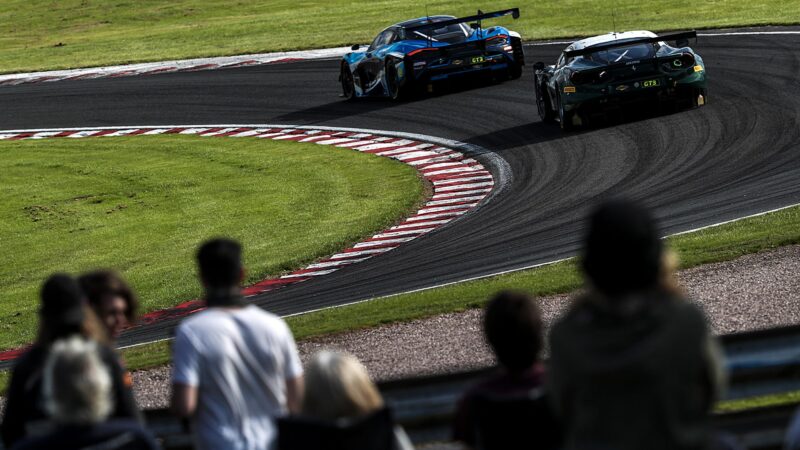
<box><xmin>302</xmin><ymin>351</ymin><xmax>384</xmax><ymax>420</ymax></box>
<box><xmin>43</xmin><ymin>336</ymin><xmax>113</xmax><ymax>424</ymax></box>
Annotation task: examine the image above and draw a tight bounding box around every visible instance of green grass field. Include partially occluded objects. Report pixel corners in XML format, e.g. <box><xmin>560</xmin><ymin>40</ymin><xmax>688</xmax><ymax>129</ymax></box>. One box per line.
<box><xmin>2</xmin><ymin>0</ymin><xmax>799</xmax><ymax>74</ymax></box>
<box><xmin>0</xmin><ymin>135</ymin><xmax>423</xmax><ymax>352</ymax></box>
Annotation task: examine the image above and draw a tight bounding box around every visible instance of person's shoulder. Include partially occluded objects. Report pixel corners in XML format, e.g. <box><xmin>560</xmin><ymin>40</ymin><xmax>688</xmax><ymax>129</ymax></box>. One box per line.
<box><xmin>241</xmin><ymin>305</ymin><xmax>289</xmax><ymax>327</ymax></box>
<box><xmin>95</xmin><ymin>343</ymin><xmax>126</xmax><ymax>370</ymax></box>
<box><xmin>466</xmin><ymin>367</ymin><xmax>545</xmax><ymax>401</ymax></box>
<box><xmin>649</xmin><ymin>291</ymin><xmax>702</xmax><ymax>317</ymax></box>
<box><xmin>12</xmin><ymin>345</ymin><xmax>45</xmax><ymax>369</ymax></box>
<box><xmin>662</xmin><ymin>295</ymin><xmax>709</xmax><ymax>329</ymax></box>
<box><xmin>176</xmin><ymin>308</ymin><xmax>223</xmax><ymax>331</ymax></box>
<box><xmin>9</xmin><ymin>434</ymin><xmax>46</xmax><ymax>450</ymax></box>
<box><xmin>551</xmin><ymin>294</ymin><xmax>594</xmax><ymax>334</ymax></box>
<box><xmin>7</xmin><ymin>345</ymin><xmax>47</xmax><ymax>387</ymax></box>
<box><xmin>98</xmin><ymin>418</ymin><xmax>150</xmax><ymax>433</ymax></box>
<box><xmin>95</xmin><ymin>420</ymin><xmax>158</xmax><ymax>447</ymax></box>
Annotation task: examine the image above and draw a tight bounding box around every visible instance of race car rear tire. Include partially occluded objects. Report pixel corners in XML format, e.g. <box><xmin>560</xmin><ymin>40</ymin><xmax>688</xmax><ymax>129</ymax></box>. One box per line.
<box><xmin>557</xmin><ymin>92</ymin><xmax>574</xmax><ymax>131</ymax></box>
<box><xmin>341</xmin><ymin>64</ymin><xmax>356</xmax><ymax>101</ymax></box>
<box><xmin>385</xmin><ymin>62</ymin><xmax>408</xmax><ymax>101</ymax></box>
<box><xmin>536</xmin><ymin>83</ymin><xmax>556</xmax><ymax>123</ymax></box>
<box><xmin>509</xmin><ymin>62</ymin><xmax>523</xmax><ymax>80</ymax></box>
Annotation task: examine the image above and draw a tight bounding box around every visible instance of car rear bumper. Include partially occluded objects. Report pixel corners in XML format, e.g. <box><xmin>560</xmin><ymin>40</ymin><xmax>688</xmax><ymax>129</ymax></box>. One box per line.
<box><xmin>412</xmin><ymin>54</ymin><xmax>515</xmax><ymax>83</ymax></box>
<box><xmin>562</xmin><ymin>75</ymin><xmax>707</xmax><ymax>114</ymax></box>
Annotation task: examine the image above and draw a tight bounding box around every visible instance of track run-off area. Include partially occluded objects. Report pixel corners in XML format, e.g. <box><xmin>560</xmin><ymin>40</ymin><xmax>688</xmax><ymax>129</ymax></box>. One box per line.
<box><xmin>1</xmin><ymin>27</ymin><xmax>799</xmax><ymax>351</ymax></box>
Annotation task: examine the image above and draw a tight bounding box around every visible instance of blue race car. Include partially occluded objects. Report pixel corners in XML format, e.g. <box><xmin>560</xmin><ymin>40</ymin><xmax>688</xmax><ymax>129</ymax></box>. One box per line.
<box><xmin>340</xmin><ymin>8</ymin><xmax>523</xmax><ymax>100</ymax></box>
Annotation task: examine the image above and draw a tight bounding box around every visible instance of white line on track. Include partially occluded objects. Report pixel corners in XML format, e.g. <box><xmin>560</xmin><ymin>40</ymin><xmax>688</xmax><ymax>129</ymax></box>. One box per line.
<box><xmin>327</xmin><ymin>248</ymin><xmax>394</xmax><ymax>259</ymax></box>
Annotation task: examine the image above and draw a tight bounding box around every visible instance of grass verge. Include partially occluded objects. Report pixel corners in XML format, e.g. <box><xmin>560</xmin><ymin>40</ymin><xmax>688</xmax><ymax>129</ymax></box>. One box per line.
<box><xmin>2</xmin><ymin>1</ymin><xmax>800</xmax><ymax>74</ymax></box>
<box><xmin>0</xmin><ymin>135</ymin><xmax>423</xmax><ymax>352</ymax></box>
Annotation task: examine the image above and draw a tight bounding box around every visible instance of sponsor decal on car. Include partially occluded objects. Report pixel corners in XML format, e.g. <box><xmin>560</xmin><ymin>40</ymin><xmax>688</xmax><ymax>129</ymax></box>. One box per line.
<box><xmin>642</xmin><ymin>79</ymin><xmax>660</xmax><ymax>88</ymax></box>
<box><xmin>563</xmin><ymin>86</ymin><xmax>576</xmax><ymax>93</ymax></box>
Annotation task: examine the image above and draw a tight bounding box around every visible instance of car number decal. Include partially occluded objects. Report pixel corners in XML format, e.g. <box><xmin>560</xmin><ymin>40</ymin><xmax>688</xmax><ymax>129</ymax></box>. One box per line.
<box><xmin>471</xmin><ymin>56</ymin><xmax>486</xmax><ymax>64</ymax></box>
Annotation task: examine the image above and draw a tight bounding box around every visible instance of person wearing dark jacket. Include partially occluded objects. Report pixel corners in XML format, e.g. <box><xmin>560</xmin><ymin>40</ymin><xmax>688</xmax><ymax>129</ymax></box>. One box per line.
<box><xmin>453</xmin><ymin>291</ymin><xmax>561</xmax><ymax>449</ymax></box>
<box><xmin>1</xmin><ymin>274</ymin><xmax>141</xmax><ymax>448</ymax></box>
<box><xmin>548</xmin><ymin>199</ymin><xmax>724</xmax><ymax>450</ymax></box>
<box><xmin>10</xmin><ymin>336</ymin><xmax>158</xmax><ymax>450</ymax></box>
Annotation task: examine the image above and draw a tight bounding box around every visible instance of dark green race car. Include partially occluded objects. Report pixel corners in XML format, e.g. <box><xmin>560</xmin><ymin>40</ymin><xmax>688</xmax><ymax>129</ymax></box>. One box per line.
<box><xmin>533</xmin><ymin>30</ymin><xmax>707</xmax><ymax>130</ymax></box>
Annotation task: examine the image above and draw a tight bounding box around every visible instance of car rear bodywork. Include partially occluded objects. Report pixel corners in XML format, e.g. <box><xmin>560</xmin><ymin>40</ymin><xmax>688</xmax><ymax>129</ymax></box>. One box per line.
<box><xmin>534</xmin><ymin>31</ymin><xmax>707</xmax><ymax>129</ymax></box>
<box><xmin>341</xmin><ymin>8</ymin><xmax>524</xmax><ymax>100</ymax></box>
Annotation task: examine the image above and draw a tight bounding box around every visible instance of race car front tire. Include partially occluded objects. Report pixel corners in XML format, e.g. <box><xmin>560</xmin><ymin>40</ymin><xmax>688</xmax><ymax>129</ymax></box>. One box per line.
<box><xmin>536</xmin><ymin>83</ymin><xmax>556</xmax><ymax>123</ymax></box>
<box><xmin>341</xmin><ymin>64</ymin><xmax>356</xmax><ymax>100</ymax></box>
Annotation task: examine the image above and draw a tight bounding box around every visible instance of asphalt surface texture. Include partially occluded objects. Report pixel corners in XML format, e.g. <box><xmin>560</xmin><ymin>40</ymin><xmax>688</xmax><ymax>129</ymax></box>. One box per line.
<box><xmin>2</xmin><ymin>27</ymin><xmax>799</xmax><ymax>349</ymax></box>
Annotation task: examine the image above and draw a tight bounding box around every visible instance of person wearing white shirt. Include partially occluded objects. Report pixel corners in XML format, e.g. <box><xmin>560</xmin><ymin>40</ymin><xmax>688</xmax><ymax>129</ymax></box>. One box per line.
<box><xmin>171</xmin><ymin>238</ymin><xmax>304</xmax><ymax>450</ymax></box>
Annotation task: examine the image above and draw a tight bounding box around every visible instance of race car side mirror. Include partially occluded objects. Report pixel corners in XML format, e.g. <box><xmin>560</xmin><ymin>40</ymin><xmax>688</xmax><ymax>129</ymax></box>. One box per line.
<box><xmin>533</xmin><ymin>62</ymin><xmax>545</xmax><ymax>71</ymax></box>
<box><xmin>675</xmin><ymin>38</ymin><xmax>689</xmax><ymax>48</ymax></box>
<box><xmin>351</xmin><ymin>44</ymin><xmax>360</xmax><ymax>51</ymax></box>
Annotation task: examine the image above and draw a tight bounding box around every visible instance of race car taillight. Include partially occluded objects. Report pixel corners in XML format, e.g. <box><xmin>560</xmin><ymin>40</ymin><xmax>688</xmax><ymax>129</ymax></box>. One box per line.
<box><xmin>486</xmin><ymin>34</ymin><xmax>509</xmax><ymax>46</ymax></box>
<box><xmin>408</xmin><ymin>48</ymin><xmax>437</xmax><ymax>57</ymax></box>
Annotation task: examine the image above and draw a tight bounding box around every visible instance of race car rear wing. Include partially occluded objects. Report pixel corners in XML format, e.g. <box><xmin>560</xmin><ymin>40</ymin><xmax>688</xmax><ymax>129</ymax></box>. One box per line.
<box><xmin>403</xmin><ymin>8</ymin><xmax>520</xmax><ymax>34</ymax></box>
<box><xmin>563</xmin><ymin>31</ymin><xmax>697</xmax><ymax>58</ymax></box>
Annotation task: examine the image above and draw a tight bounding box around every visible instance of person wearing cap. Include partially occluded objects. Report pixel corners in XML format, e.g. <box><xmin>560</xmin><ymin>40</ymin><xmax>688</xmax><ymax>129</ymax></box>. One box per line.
<box><xmin>1</xmin><ymin>274</ymin><xmax>141</xmax><ymax>448</ymax></box>
<box><xmin>171</xmin><ymin>238</ymin><xmax>304</xmax><ymax>450</ymax></box>
<box><xmin>547</xmin><ymin>199</ymin><xmax>725</xmax><ymax>450</ymax></box>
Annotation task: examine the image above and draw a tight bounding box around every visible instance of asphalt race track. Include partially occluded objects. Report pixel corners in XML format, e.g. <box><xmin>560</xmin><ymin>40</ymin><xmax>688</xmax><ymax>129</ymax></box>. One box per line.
<box><xmin>2</xmin><ymin>28</ymin><xmax>800</xmax><ymax>348</ymax></box>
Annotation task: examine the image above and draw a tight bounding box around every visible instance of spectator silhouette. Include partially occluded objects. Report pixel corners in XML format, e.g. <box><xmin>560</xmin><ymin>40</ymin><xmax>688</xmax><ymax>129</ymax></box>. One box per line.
<box><xmin>10</xmin><ymin>336</ymin><xmax>159</xmax><ymax>450</ymax></box>
<box><xmin>453</xmin><ymin>291</ymin><xmax>561</xmax><ymax>450</ymax></box>
<box><xmin>79</xmin><ymin>270</ymin><xmax>139</xmax><ymax>341</ymax></box>
<box><xmin>1</xmin><ymin>274</ymin><xmax>141</xmax><ymax>448</ymax></box>
<box><xmin>548</xmin><ymin>199</ymin><xmax>724</xmax><ymax>450</ymax></box>
<box><xmin>171</xmin><ymin>238</ymin><xmax>304</xmax><ymax>450</ymax></box>
<box><xmin>278</xmin><ymin>350</ymin><xmax>413</xmax><ymax>450</ymax></box>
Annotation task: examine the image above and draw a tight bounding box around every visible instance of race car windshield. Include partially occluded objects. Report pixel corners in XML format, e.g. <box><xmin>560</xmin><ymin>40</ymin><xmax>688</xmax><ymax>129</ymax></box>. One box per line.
<box><xmin>582</xmin><ymin>43</ymin><xmax>658</xmax><ymax>64</ymax></box>
<box><xmin>413</xmin><ymin>23</ymin><xmax>471</xmax><ymax>44</ymax></box>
